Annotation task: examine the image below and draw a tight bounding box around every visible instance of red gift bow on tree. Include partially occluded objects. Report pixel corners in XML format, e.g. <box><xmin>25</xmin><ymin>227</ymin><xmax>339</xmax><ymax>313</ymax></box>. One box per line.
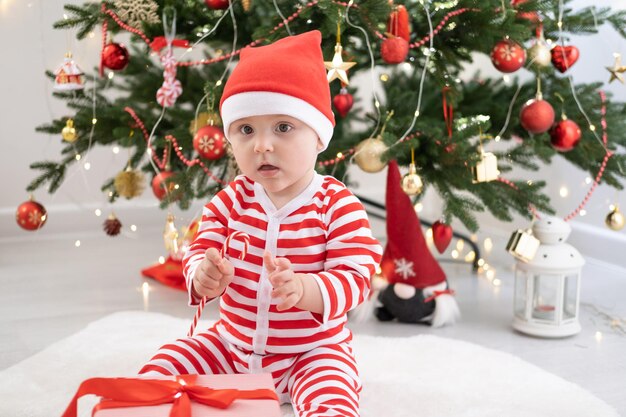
<box><xmin>61</xmin><ymin>375</ymin><xmax>278</xmax><ymax>417</ymax></box>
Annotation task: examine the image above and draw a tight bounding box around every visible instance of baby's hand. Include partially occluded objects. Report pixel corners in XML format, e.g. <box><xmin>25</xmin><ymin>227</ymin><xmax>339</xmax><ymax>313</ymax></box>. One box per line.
<box><xmin>264</xmin><ymin>251</ymin><xmax>303</xmax><ymax>311</ymax></box>
<box><xmin>193</xmin><ymin>247</ymin><xmax>235</xmax><ymax>299</ymax></box>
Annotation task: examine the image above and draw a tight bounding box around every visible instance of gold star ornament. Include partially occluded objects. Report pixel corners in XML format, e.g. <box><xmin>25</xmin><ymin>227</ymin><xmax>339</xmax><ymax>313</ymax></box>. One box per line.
<box><xmin>325</xmin><ymin>43</ymin><xmax>356</xmax><ymax>85</ymax></box>
<box><xmin>606</xmin><ymin>53</ymin><xmax>626</xmax><ymax>84</ymax></box>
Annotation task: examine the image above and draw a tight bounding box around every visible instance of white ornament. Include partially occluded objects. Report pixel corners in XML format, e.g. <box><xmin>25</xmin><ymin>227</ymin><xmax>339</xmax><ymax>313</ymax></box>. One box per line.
<box><xmin>114</xmin><ymin>0</ymin><xmax>160</xmax><ymax>30</ymax></box>
<box><xmin>528</xmin><ymin>41</ymin><xmax>552</xmax><ymax>68</ymax></box>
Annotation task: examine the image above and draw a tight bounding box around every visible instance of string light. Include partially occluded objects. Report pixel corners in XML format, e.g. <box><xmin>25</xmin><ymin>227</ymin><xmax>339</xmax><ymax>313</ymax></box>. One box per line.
<box><xmin>484</xmin><ymin>237</ymin><xmax>493</xmax><ymax>253</ymax></box>
<box><xmin>74</xmin><ymin>240</ymin><xmax>81</xmax><ymax>247</ymax></box>
<box><xmin>130</xmin><ymin>224</ymin><xmax>137</xmax><ymax>232</ymax></box>
<box><xmin>94</xmin><ymin>209</ymin><xmax>102</xmax><ymax>217</ymax></box>
<box><xmin>158</xmin><ymin>256</ymin><xmax>165</xmax><ymax>264</ymax></box>
<box><xmin>75</xmin><ymin>154</ymin><xmax>81</xmax><ymax>161</ymax></box>
<box><xmin>451</xmin><ymin>250</ymin><xmax>459</xmax><ymax>259</ymax></box>
<box><xmin>595</xmin><ymin>331</ymin><xmax>603</xmax><ymax>342</ymax></box>
<box><xmin>84</xmin><ymin>162</ymin><xmax>91</xmax><ymax>170</ymax></box>
<box><xmin>414</xmin><ymin>202</ymin><xmax>423</xmax><ymax>212</ymax></box>
<box><xmin>112</xmin><ymin>146</ymin><xmax>120</xmax><ymax>154</ymax></box>
<box><xmin>559</xmin><ymin>186</ymin><xmax>569</xmax><ymax>197</ymax></box>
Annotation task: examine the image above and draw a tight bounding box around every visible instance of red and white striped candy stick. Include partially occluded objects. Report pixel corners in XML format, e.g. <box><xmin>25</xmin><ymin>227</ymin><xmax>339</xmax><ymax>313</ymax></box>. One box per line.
<box><xmin>187</xmin><ymin>231</ymin><xmax>250</xmax><ymax>337</ymax></box>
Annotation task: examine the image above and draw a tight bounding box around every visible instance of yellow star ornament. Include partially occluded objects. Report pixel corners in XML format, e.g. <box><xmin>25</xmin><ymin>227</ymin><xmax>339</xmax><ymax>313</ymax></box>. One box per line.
<box><xmin>325</xmin><ymin>43</ymin><xmax>356</xmax><ymax>85</ymax></box>
<box><xmin>606</xmin><ymin>54</ymin><xmax>626</xmax><ymax>84</ymax></box>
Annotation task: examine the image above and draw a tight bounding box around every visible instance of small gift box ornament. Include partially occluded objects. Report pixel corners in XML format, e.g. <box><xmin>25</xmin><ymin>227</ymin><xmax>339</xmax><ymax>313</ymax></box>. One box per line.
<box><xmin>506</xmin><ymin>228</ymin><xmax>540</xmax><ymax>262</ymax></box>
<box><xmin>472</xmin><ymin>151</ymin><xmax>500</xmax><ymax>183</ymax></box>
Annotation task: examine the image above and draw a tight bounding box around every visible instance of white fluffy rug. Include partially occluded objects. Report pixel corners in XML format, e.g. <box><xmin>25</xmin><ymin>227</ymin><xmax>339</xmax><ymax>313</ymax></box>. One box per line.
<box><xmin>0</xmin><ymin>311</ymin><xmax>618</xmax><ymax>417</ymax></box>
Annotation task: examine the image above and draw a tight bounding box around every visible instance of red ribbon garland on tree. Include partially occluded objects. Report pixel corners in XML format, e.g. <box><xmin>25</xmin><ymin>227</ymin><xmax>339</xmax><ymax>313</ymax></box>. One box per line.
<box><xmin>61</xmin><ymin>376</ymin><xmax>278</xmax><ymax>417</ymax></box>
<box><xmin>442</xmin><ymin>86</ymin><xmax>454</xmax><ymax>138</ymax></box>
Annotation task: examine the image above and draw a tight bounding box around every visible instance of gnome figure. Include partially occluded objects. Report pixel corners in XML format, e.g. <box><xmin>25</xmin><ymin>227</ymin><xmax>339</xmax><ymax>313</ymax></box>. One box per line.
<box><xmin>375</xmin><ymin>160</ymin><xmax>460</xmax><ymax>327</ymax></box>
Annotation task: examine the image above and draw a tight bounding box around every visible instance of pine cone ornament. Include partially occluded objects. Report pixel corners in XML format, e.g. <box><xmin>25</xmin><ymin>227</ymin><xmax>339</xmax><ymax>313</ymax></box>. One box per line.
<box><xmin>103</xmin><ymin>214</ymin><xmax>122</xmax><ymax>236</ymax></box>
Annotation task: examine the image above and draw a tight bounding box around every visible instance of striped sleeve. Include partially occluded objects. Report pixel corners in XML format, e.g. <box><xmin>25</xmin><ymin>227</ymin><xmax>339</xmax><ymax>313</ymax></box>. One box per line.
<box><xmin>309</xmin><ymin>187</ymin><xmax>383</xmax><ymax>324</ymax></box>
<box><xmin>182</xmin><ymin>181</ymin><xmax>236</xmax><ymax>306</ymax></box>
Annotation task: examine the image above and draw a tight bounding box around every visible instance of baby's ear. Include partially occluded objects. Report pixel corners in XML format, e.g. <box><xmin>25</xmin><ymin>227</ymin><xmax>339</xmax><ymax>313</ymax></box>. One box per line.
<box><xmin>316</xmin><ymin>137</ymin><xmax>324</xmax><ymax>151</ymax></box>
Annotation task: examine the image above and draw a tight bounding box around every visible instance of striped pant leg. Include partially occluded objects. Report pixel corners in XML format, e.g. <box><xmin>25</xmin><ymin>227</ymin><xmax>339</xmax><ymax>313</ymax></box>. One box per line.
<box><xmin>288</xmin><ymin>343</ymin><xmax>361</xmax><ymax>417</ymax></box>
<box><xmin>138</xmin><ymin>326</ymin><xmax>237</xmax><ymax>376</ymax></box>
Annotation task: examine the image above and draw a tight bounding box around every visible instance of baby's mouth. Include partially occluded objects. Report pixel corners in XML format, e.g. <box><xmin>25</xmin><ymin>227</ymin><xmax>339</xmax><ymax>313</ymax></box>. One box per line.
<box><xmin>258</xmin><ymin>164</ymin><xmax>278</xmax><ymax>171</ymax></box>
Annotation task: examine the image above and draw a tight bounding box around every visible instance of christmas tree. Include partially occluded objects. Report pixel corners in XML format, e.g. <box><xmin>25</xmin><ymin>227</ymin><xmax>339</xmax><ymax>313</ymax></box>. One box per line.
<box><xmin>22</xmin><ymin>0</ymin><xmax>626</xmax><ymax>236</ymax></box>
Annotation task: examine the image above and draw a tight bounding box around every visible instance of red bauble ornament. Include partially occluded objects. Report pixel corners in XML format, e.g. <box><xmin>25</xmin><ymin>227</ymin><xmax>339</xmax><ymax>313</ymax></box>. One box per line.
<box><xmin>432</xmin><ymin>221</ymin><xmax>453</xmax><ymax>254</ymax></box>
<box><xmin>549</xmin><ymin>119</ymin><xmax>582</xmax><ymax>151</ymax></box>
<box><xmin>151</xmin><ymin>171</ymin><xmax>178</xmax><ymax>201</ymax></box>
<box><xmin>387</xmin><ymin>4</ymin><xmax>410</xmax><ymax>42</ymax></box>
<box><xmin>193</xmin><ymin>125</ymin><xmax>226</xmax><ymax>160</ymax></box>
<box><xmin>333</xmin><ymin>88</ymin><xmax>354</xmax><ymax>118</ymax></box>
<box><xmin>16</xmin><ymin>198</ymin><xmax>47</xmax><ymax>231</ymax></box>
<box><xmin>510</xmin><ymin>0</ymin><xmax>540</xmax><ymax>23</ymax></box>
<box><xmin>520</xmin><ymin>99</ymin><xmax>555</xmax><ymax>134</ymax></box>
<box><xmin>550</xmin><ymin>45</ymin><xmax>580</xmax><ymax>73</ymax></box>
<box><xmin>205</xmin><ymin>0</ymin><xmax>229</xmax><ymax>9</ymax></box>
<box><xmin>101</xmin><ymin>43</ymin><xmax>129</xmax><ymax>71</ymax></box>
<box><xmin>381</xmin><ymin>37</ymin><xmax>409</xmax><ymax>64</ymax></box>
<box><xmin>490</xmin><ymin>39</ymin><xmax>526</xmax><ymax>73</ymax></box>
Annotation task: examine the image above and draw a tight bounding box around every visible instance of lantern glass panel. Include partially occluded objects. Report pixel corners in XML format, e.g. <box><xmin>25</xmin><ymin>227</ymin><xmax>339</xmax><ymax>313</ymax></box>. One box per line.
<box><xmin>514</xmin><ymin>270</ymin><xmax>527</xmax><ymax>319</ymax></box>
<box><xmin>563</xmin><ymin>274</ymin><xmax>578</xmax><ymax>320</ymax></box>
<box><xmin>531</xmin><ymin>274</ymin><xmax>558</xmax><ymax>321</ymax></box>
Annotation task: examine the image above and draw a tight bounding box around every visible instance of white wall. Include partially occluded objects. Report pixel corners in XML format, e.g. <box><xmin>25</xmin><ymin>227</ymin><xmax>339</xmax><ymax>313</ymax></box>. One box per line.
<box><xmin>0</xmin><ymin>0</ymin><xmax>624</xmax><ymax>265</ymax></box>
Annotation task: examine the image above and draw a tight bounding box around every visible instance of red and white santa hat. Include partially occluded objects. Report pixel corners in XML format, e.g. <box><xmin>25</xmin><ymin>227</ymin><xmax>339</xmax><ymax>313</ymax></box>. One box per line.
<box><xmin>219</xmin><ymin>30</ymin><xmax>335</xmax><ymax>152</ymax></box>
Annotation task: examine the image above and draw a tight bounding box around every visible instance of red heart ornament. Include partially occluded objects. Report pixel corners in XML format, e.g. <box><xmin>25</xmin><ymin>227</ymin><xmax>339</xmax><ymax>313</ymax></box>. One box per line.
<box><xmin>333</xmin><ymin>91</ymin><xmax>354</xmax><ymax>118</ymax></box>
<box><xmin>550</xmin><ymin>45</ymin><xmax>579</xmax><ymax>73</ymax></box>
<box><xmin>432</xmin><ymin>221</ymin><xmax>453</xmax><ymax>254</ymax></box>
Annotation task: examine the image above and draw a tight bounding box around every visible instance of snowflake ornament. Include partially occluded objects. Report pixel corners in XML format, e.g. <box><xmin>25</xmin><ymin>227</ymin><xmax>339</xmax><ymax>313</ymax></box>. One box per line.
<box><xmin>394</xmin><ymin>258</ymin><xmax>416</xmax><ymax>280</ymax></box>
<box><xmin>113</xmin><ymin>0</ymin><xmax>160</xmax><ymax>30</ymax></box>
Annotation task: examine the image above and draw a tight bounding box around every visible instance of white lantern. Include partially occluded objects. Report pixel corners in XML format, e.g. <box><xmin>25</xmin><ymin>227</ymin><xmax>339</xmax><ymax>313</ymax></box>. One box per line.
<box><xmin>512</xmin><ymin>216</ymin><xmax>585</xmax><ymax>338</ymax></box>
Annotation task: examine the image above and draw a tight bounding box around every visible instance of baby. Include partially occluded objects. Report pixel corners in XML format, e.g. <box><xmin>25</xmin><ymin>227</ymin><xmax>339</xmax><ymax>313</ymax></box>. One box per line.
<box><xmin>140</xmin><ymin>30</ymin><xmax>382</xmax><ymax>417</ymax></box>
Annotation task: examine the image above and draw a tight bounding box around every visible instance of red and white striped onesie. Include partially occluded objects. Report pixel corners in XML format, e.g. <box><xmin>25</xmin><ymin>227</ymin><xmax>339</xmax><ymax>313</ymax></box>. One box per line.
<box><xmin>140</xmin><ymin>173</ymin><xmax>383</xmax><ymax>417</ymax></box>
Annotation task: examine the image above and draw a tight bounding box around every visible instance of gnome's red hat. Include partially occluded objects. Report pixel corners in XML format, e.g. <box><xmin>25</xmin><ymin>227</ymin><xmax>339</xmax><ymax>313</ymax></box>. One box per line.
<box><xmin>219</xmin><ymin>30</ymin><xmax>335</xmax><ymax>152</ymax></box>
<box><xmin>380</xmin><ymin>160</ymin><xmax>446</xmax><ymax>288</ymax></box>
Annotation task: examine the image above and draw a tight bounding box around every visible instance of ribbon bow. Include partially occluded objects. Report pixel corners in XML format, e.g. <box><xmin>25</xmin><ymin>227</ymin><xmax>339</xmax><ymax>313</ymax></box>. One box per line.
<box><xmin>61</xmin><ymin>376</ymin><xmax>278</xmax><ymax>417</ymax></box>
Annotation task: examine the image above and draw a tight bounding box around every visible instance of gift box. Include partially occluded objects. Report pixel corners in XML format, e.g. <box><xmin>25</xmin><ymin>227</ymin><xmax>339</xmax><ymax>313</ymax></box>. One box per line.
<box><xmin>62</xmin><ymin>374</ymin><xmax>282</xmax><ymax>417</ymax></box>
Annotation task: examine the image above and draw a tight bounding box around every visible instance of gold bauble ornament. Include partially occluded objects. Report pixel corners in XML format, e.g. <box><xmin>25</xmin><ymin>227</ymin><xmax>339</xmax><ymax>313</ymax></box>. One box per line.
<box><xmin>528</xmin><ymin>42</ymin><xmax>552</xmax><ymax>68</ymax></box>
<box><xmin>189</xmin><ymin>111</ymin><xmax>222</xmax><ymax>135</ymax></box>
<box><xmin>114</xmin><ymin>167</ymin><xmax>146</xmax><ymax>199</ymax></box>
<box><xmin>401</xmin><ymin>163</ymin><xmax>423</xmax><ymax>196</ymax></box>
<box><xmin>241</xmin><ymin>0</ymin><xmax>251</xmax><ymax>11</ymax></box>
<box><xmin>605</xmin><ymin>206</ymin><xmax>625</xmax><ymax>231</ymax></box>
<box><xmin>354</xmin><ymin>136</ymin><xmax>388</xmax><ymax>173</ymax></box>
<box><xmin>62</xmin><ymin>119</ymin><xmax>78</xmax><ymax>142</ymax></box>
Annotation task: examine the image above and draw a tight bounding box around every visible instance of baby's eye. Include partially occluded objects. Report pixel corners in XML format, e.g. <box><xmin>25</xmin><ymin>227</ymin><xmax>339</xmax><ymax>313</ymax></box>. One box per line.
<box><xmin>239</xmin><ymin>125</ymin><xmax>254</xmax><ymax>135</ymax></box>
<box><xmin>276</xmin><ymin>123</ymin><xmax>292</xmax><ymax>133</ymax></box>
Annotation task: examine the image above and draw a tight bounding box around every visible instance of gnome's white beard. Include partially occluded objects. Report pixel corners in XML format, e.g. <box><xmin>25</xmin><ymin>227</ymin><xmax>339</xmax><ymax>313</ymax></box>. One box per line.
<box><xmin>422</xmin><ymin>282</ymin><xmax>461</xmax><ymax>328</ymax></box>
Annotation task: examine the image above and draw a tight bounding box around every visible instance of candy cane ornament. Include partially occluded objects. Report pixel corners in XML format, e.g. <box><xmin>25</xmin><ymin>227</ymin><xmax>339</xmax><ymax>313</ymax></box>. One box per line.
<box><xmin>187</xmin><ymin>231</ymin><xmax>250</xmax><ymax>337</ymax></box>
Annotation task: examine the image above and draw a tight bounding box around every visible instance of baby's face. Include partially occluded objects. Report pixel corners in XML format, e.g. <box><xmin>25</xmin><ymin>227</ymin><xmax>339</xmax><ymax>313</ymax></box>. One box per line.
<box><xmin>228</xmin><ymin>114</ymin><xmax>323</xmax><ymax>203</ymax></box>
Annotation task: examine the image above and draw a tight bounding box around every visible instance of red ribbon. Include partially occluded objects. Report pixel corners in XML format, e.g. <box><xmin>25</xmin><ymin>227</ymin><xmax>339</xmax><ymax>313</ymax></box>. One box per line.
<box><xmin>150</xmin><ymin>37</ymin><xmax>191</xmax><ymax>52</ymax></box>
<box><xmin>424</xmin><ymin>288</ymin><xmax>455</xmax><ymax>303</ymax></box>
<box><xmin>61</xmin><ymin>375</ymin><xmax>278</xmax><ymax>417</ymax></box>
<box><xmin>442</xmin><ymin>87</ymin><xmax>454</xmax><ymax>138</ymax></box>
